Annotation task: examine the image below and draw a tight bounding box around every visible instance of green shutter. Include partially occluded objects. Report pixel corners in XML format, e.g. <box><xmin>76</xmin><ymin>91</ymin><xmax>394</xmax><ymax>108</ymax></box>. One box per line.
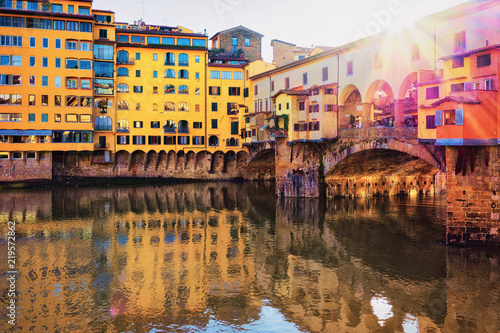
<box><xmin>244</xmin><ymin>87</ymin><xmax>249</xmax><ymax>97</ymax></box>
<box><xmin>231</xmin><ymin>121</ymin><xmax>239</xmax><ymax>135</ymax></box>
<box><xmin>227</xmin><ymin>102</ymin><xmax>231</xmax><ymax>115</ymax></box>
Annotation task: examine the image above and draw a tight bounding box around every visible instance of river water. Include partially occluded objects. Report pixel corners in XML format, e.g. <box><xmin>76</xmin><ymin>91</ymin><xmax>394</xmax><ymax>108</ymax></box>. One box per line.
<box><xmin>0</xmin><ymin>182</ymin><xmax>499</xmax><ymax>332</ymax></box>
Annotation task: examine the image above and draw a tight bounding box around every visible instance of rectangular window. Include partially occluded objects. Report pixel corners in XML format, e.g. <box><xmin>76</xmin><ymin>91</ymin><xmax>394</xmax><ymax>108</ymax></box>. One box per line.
<box><xmin>66</xmin><ymin>59</ymin><xmax>78</xmax><ymax>69</ymax></box>
<box><xmin>132</xmin><ymin>136</ymin><xmax>145</xmax><ymax>145</ymax></box>
<box><xmin>41</xmin><ymin>95</ymin><xmax>48</xmax><ymax>106</ymax></box>
<box><xmin>29</xmin><ymin>94</ymin><xmax>35</xmax><ymax>106</ymax></box>
<box><xmin>135</xmin><ymin>53</ymin><xmax>140</xmax><ymax>60</ymax></box>
<box><xmin>66</xmin><ymin>21</ymin><xmax>78</xmax><ymax>31</ymax></box>
<box><xmin>42</xmin><ymin>37</ymin><xmax>48</xmax><ymax>48</ymax></box>
<box><xmin>211</xmin><ymin>119</ymin><xmax>218</xmax><ymax>129</ymax></box>
<box><xmin>147</xmin><ymin>36</ymin><xmax>160</xmax><ymax>44</ymax></box>
<box><xmin>285</xmin><ymin>77</ymin><xmax>290</xmax><ymax>89</ymax></box>
<box><xmin>193</xmin><ymin>122</ymin><xmax>202</xmax><ymax>129</ymax></box>
<box><xmin>136</xmin><ymin>70</ymin><xmax>141</xmax><ymax>77</ymax></box>
<box><xmin>303</xmin><ymin>73</ymin><xmax>308</xmax><ymax>85</ymax></box>
<box><xmin>347</xmin><ymin>61</ymin><xmax>353</xmax><ymax>75</ymax></box>
<box><xmin>233</xmin><ymin>72</ymin><xmax>243</xmax><ymax>80</ymax></box>
<box><xmin>231</xmin><ymin>121</ymin><xmax>239</xmax><ymax>135</ymax></box>
<box><xmin>244</xmin><ymin>38</ymin><xmax>250</xmax><ymax>47</ymax></box>
<box><xmin>444</xmin><ymin>110</ymin><xmax>456</xmax><ymax>125</ymax></box>
<box><xmin>222</xmin><ymin>71</ymin><xmax>232</xmax><ymax>79</ymax></box>
<box><xmin>192</xmin><ymin>136</ymin><xmax>204</xmax><ymax>145</ymax></box>
<box><xmin>162</xmin><ymin>37</ymin><xmax>174</xmax><ymax>45</ymax></box>
<box><xmin>42</xmin><ymin>76</ymin><xmax>48</xmax><ymax>87</ymax></box>
<box><xmin>54</xmin><ymin>95</ymin><xmax>61</xmax><ymax>106</ymax></box>
<box><xmin>42</xmin><ymin>57</ymin><xmax>48</xmax><ymax>67</ymax></box>
<box><xmin>133</xmin><ymin>86</ymin><xmax>143</xmax><ymax>93</ymax></box>
<box><xmin>477</xmin><ymin>54</ymin><xmax>491</xmax><ymax>68</ymax></box>
<box><xmin>78</xmin><ymin>7</ymin><xmax>90</xmax><ymax>15</ymax></box>
<box><xmin>55</xmin><ymin>58</ymin><xmax>61</xmax><ymax>68</ymax></box>
<box><xmin>177</xmin><ymin>38</ymin><xmax>190</xmax><ymax>46</ymax></box>
<box><xmin>29</xmin><ymin>36</ymin><xmax>35</xmax><ymax>48</ymax></box>
<box><xmin>322</xmin><ymin>67</ymin><xmax>328</xmax><ymax>81</ymax></box>
<box><xmin>210</xmin><ymin>71</ymin><xmax>220</xmax><ymax>79</ymax></box>
<box><xmin>53</xmin><ymin>20</ymin><xmax>65</xmax><ymax>30</ymax></box>
<box><xmin>134</xmin><ymin>121</ymin><xmax>143</xmax><ymax>128</ymax></box>
<box><xmin>426</xmin><ymin>86</ymin><xmax>439</xmax><ymax>100</ymax></box>
<box><xmin>99</xmin><ymin>29</ymin><xmax>107</xmax><ymax>39</ymax></box>
<box><xmin>209</xmin><ymin>86</ymin><xmax>221</xmax><ymax>95</ymax></box>
<box><xmin>212</xmin><ymin>102</ymin><xmax>218</xmax><ymax>112</ymax></box>
<box><xmin>151</xmin><ymin>121</ymin><xmax>160</xmax><ymax>129</ymax></box>
<box><xmin>66</xmin><ymin>78</ymin><xmax>78</xmax><ymax>88</ymax></box>
<box><xmin>66</xmin><ymin>40</ymin><xmax>77</xmax><ymax>50</ymax></box>
<box><xmin>55</xmin><ymin>114</ymin><xmax>61</xmax><ymax>122</ymax></box>
<box><xmin>29</xmin><ymin>56</ymin><xmax>35</xmax><ymax>67</ymax></box>
<box><xmin>454</xmin><ymin>31</ymin><xmax>466</xmax><ymax>53</ymax></box>
<box><xmin>228</xmin><ymin>87</ymin><xmax>240</xmax><ymax>96</ymax></box>
<box><xmin>29</xmin><ymin>113</ymin><xmax>35</xmax><ymax>122</ymax></box>
<box><xmin>41</xmin><ymin>114</ymin><xmax>48</xmax><ymax>122</ymax></box>
<box><xmin>54</xmin><ymin>76</ymin><xmax>61</xmax><ymax>88</ymax></box>
<box><xmin>55</xmin><ymin>38</ymin><xmax>61</xmax><ymax>49</ymax></box>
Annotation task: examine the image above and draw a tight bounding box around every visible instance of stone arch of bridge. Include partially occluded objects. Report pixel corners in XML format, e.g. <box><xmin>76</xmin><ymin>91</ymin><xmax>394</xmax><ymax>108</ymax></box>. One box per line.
<box><xmin>339</xmin><ymin>85</ymin><xmax>363</xmax><ymax>128</ymax></box>
<box><xmin>323</xmin><ymin>140</ymin><xmax>442</xmax><ymax>176</ymax></box>
<box><xmin>339</xmin><ymin>84</ymin><xmax>363</xmax><ymax>106</ymax></box>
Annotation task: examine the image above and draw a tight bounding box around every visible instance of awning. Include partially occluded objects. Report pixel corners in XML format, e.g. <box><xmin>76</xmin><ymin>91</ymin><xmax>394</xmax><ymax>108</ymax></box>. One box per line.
<box><xmin>0</xmin><ymin>130</ymin><xmax>52</xmax><ymax>136</ymax></box>
<box><xmin>260</xmin><ymin>124</ymin><xmax>269</xmax><ymax>131</ymax></box>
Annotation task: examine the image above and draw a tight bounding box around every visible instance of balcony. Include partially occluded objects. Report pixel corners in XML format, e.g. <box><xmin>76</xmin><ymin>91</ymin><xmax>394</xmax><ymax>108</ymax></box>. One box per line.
<box><xmin>116</xmin><ymin>58</ymin><xmax>135</xmax><ymax>65</ymax></box>
<box><xmin>269</xmin><ymin>129</ymin><xmax>288</xmax><ymax>137</ymax></box>
<box><xmin>178</xmin><ymin>128</ymin><xmax>189</xmax><ymax>134</ymax></box>
<box><xmin>95</xmin><ymin>143</ymin><xmax>110</xmax><ymax>149</ymax></box>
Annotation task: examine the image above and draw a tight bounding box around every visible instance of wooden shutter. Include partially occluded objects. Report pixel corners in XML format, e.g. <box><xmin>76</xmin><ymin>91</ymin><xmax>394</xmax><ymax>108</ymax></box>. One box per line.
<box><xmin>435</xmin><ymin>110</ymin><xmax>442</xmax><ymax>126</ymax></box>
<box><xmin>455</xmin><ymin>109</ymin><xmax>464</xmax><ymax>125</ymax></box>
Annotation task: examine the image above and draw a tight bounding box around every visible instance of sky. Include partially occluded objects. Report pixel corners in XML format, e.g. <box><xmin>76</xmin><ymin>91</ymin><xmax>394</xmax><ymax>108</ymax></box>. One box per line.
<box><xmin>93</xmin><ymin>0</ymin><xmax>472</xmax><ymax>62</ymax></box>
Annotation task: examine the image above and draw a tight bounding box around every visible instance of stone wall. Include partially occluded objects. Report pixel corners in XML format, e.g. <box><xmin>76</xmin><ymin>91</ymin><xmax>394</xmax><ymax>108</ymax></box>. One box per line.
<box><xmin>218</xmin><ymin>28</ymin><xmax>262</xmax><ymax>62</ymax></box>
<box><xmin>0</xmin><ymin>152</ymin><xmax>52</xmax><ymax>182</ymax></box>
<box><xmin>446</xmin><ymin>146</ymin><xmax>500</xmax><ymax>245</ymax></box>
<box><xmin>272</xmin><ymin>40</ymin><xmax>296</xmax><ymax>67</ymax></box>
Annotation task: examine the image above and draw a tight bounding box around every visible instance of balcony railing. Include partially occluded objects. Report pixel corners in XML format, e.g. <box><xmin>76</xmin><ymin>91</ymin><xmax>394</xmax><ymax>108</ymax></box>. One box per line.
<box><xmin>117</xmin><ymin>128</ymin><xmax>129</xmax><ymax>133</ymax></box>
<box><xmin>269</xmin><ymin>129</ymin><xmax>288</xmax><ymax>137</ymax></box>
<box><xmin>178</xmin><ymin>128</ymin><xmax>189</xmax><ymax>134</ymax></box>
<box><xmin>94</xmin><ymin>143</ymin><xmax>110</xmax><ymax>149</ymax></box>
<box><xmin>116</xmin><ymin>58</ymin><xmax>135</xmax><ymax>65</ymax></box>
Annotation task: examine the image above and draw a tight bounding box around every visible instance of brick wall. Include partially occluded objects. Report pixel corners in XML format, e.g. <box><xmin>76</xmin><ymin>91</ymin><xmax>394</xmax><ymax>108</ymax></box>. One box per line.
<box><xmin>0</xmin><ymin>152</ymin><xmax>52</xmax><ymax>182</ymax></box>
<box><xmin>446</xmin><ymin>146</ymin><xmax>500</xmax><ymax>245</ymax></box>
<box><xmin>218</xmin><ymin>28</ymin><xmax>262</xmax><ymax>62</ymax></box>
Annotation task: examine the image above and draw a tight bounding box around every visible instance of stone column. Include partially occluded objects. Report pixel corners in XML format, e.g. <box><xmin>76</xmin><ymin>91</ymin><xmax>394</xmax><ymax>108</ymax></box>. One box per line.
<box><xmin>394</xmin><ymin>99</ymin><xmax>405</xmax><ymax>128</ymax></box>
<box><xmin>361</xmin><ymin>103</ymin><xmax>373</xmax><ymax>129</ymax></box>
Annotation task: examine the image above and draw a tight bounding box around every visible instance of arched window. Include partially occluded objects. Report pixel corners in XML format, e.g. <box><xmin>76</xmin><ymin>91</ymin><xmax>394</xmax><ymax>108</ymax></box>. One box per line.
<box><xmin>164</xmin><ymin>84</ymin><xmax>175</xmax><ymax>94</ymax></box>
<box><xmin>178</xmin><ymin>85</ymin><xmax>189</xmax><ymax>94</ymax></box>
<box><xmin>95</xmin><ymin>116</ymin><xmax>112</xmax><ymax>131</ymax></box>
<box><xmin>117</xmin><ymin>119</ymin><xmax>129</xmax><ymax>132</ymax></box>
<box><xmin>164</xmin><ymin>101</ymin><xmax>175</xmax><ymax>111</ymax></box>
<box><xmin>117</xmin><ymin>67</ymin><xmax>129</xmax><ymax>77</ymax></box>
<box><xmin>178</xmin><ymin>70</ymin><xmax>189</xmax><ymax>79</ymax></box>
<box><xmin>164</xmin><ymin>69</ymin><xmax>175</xmax><ymax>78</ymax></box>
<box><xmin>178</xmin><ymin>53</ymin><xmax>189</xmax><ymax>66</ymax></box>
<box><xmin>117</xmin><ymin>50</ymin><xmax>129</xmax><ymax>64</ymax></box>
<box><xmin>209</xmin><ymin>136</ymin><xmax>219</xmax><ymax>147</ymax></box>
<box><xmin>227</xmin><ymin>138</ymin><xmax>239</xmax><ymax>147</ymax></box>
<box><xmin>163</xmin><ymin>120</ymin><xmax>175</xmax><ymax>133</ymax></box>
<box><xmin>117</xmin><ymin>83</ymin><xmax>129</xmax><ymax>93</ymax></box>
<box><xmin>164</xmin><ymin>52</ymin><xmax>175</xmax><ymax>65</ymax></box>
<box><xmin>178</xmin><ymin>102</ymin><xmax>189</xmax><ymax>111</ymax></box>
<box><xmin>117</xmin><ymin>100</ymin><xmax>129</xmax><ymax>110</ymax></box>
<box><xmin>178</xmin><ymin>120</ymin><xmax>189</xmax><ymax>133</ymax></box>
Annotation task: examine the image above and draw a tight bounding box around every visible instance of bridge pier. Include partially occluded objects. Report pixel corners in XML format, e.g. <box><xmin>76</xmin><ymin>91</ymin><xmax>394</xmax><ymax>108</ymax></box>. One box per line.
<box><xmin>275</xmin><ymin>138</ymin><xmax>321</xmax><ymax>197</ymax></box>
<box><xmin>446</xmin><ymin>146</ymin><xmax>500</xmax><ymax>246</ymax></box>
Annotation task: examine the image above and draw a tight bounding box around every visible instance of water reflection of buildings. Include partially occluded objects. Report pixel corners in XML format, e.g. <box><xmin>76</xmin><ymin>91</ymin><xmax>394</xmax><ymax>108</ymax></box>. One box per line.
<box><xmin>0</xmin><ymin>183</ymin><xmax>275</xmax><ymax>332</ymax></box>
<box><xmin>0</xmin><ymin>184</ymin><xmax>498</xmax><ymax>332</ymax></box>
<box><xmin>251</xmin><ymin>198</ymin><xmax>499</xmax><ymax>333</ymax></box>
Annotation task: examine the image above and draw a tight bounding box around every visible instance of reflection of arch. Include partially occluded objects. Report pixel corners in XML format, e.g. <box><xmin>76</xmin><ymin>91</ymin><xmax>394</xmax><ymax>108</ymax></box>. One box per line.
<box><xmin>339</xmin><ymin>84</ymin><xmax>362</xmax><ymax>105</ymax></box>
<box><xmin>365</xmin><ymin>80</ymin><xmax>394</xmax><ymax>110</ymax></box>
<box><xmin>399</xmin><ymin>72</ymin><xmax>418</xmax><ymax>100</ymax></box>
<box><xmin>208</xmin><ymin>135</ymin><xmax>219</xmax><ymax>147</ymax></box>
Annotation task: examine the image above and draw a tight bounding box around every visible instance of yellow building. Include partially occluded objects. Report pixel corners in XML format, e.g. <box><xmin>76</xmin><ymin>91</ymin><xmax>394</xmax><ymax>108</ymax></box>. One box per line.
<box><xmin>0</xmin><ymin>0</ymin><xmax>95</xmax><ymax>164</ymax></box>
<box><xmin>113</xmin><ymin>22</ymin><xmax>208</xmax><ymax>154</ymax></box>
